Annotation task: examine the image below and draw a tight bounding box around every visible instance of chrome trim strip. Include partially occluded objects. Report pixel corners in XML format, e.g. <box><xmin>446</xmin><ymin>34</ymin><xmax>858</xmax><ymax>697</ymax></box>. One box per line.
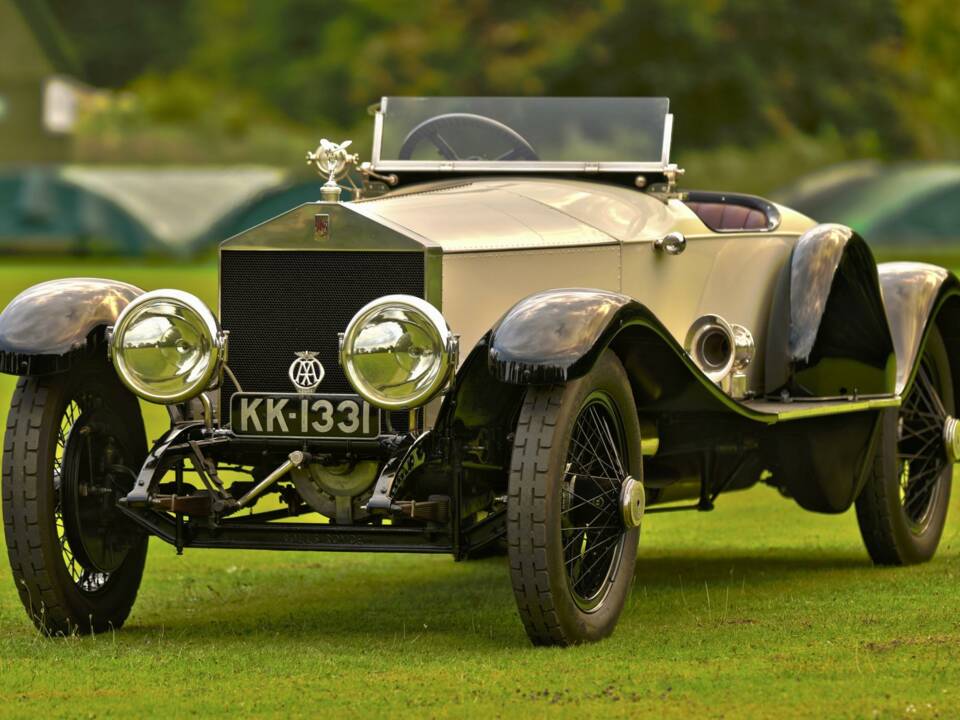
<box><xmin>220</xmin><ymin>203</ymin><xmax>430</xmax><ymax>252</ymax></box>
<box><xmin>372</xmin><ymin>101</ymin><xmax>385</xmax><ymax>165</ymax></box>
<box><xmin>661</xmin><ymin>113</ymin><xmax>673</xmax><ymax>167</ymax></box>
<box><xmin>370</xmin><ymin>160</ymin><xmax>679</xmax><ymax>173</ymax></box>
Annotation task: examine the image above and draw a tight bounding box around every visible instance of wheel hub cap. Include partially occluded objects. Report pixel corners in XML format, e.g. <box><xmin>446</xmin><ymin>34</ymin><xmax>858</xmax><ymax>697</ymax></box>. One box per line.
<box><xmin>943</xmin><ymin>415</ymin><xmax>960</xmax><ymax>464</ymax></box>
<box><xmin>619</xmin><ymin>475</ymin><xmax>645</xmax><ymax>529</ymax></box>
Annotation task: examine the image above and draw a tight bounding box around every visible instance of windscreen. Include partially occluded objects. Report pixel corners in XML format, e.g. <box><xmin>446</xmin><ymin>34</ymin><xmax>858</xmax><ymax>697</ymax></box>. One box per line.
<box><xmin>375</xmin><ymin>97</ymin><xmax>670</xmax><ymax>167</ymax></box>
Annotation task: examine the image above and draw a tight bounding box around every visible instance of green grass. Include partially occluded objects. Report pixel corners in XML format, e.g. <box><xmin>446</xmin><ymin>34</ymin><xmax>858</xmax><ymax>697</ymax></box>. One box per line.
<box><xmin>0</xmin><ymin>259</ymin><xmax>959</xmax><ymax>719</ymax></box>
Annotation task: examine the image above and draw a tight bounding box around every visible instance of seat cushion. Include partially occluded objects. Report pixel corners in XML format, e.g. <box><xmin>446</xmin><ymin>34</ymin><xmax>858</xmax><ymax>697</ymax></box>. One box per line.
<box><xmin>685</xmin><ymin>201</ymin><xmax>768</xmax><ymax>231</ymax></box>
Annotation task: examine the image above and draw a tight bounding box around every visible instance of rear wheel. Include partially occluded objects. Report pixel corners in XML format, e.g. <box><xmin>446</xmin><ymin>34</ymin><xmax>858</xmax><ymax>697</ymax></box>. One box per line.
<box><xmin>507</xmin><ymin>351</ymin><xmax>642</xmax><ymax>646</ymax></box>
<box><xmin>856</xmin><ymin>326</ymin><xmax>954</xmax><ymax>565</ymax></box>
<box><xmin>2</xmin><ymin>360</ymin><xmax>149</xmax><ymax>634</ymax></box>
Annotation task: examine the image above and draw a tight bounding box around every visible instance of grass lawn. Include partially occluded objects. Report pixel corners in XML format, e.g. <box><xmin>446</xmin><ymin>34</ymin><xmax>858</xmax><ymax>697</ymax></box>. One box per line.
<box><xmin>0</xmin><ymin>259</ymin><xmax>958</xmax><ymax>719</ymax></box>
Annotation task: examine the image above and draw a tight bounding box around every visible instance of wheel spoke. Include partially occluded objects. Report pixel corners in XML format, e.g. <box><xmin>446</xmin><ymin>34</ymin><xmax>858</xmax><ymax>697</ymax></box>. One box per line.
<box><xmin>561</xmin><ymin>496</ymin><xmax>619</xmax><ymax>531</ymax></box>
<box><xmin>895</xmin><ymin>356</ymin><xmax>952</xmax><ymax>529</ymax></box>
<box><xmin>569</xmin><ymin>424</ymin><xmax>619</xmax><ymax>480</ymax></box>
<box><xmin>563</xmin><ymin>465</ymin><xmax>619</xmax><ymax>504</ymax></box>
<box><xmin>52</xmin><ymin>397</ymin><xmax>115</xmax><ymax>593</ymax></box>
<box><xmin>563</xmin><ymin>532</ymin><xmax>621</xmax><ymax>568</ymax></box>
<box><xmin>584</xmin><ymin>406</ymin><xmax>624</xmax><ymax>479</ymax></box>
<box><xmin>561</xmin><ymin>483</ymin><xmax>610</xmax><ymax>510</ymax></box>
<box><xmin>566</xmin><ymin>435</ymin><xmax>618</xmax><ymax>475</ymax></box>
<box><xmin>572</xmin><ymin>536</ymin><xmax>623</xmax><ymax>589</ymax></box>
<box><xmin>562</xmin><ymin>495</ymin><xmax>617</xmax><ymax>522</ymax></box>
<box><xmin>556</xmin><ymin>396</ymin><xmax>632</xmax><ymax>608</ymax></box>
<box><xmin>562</xmin><ymin>524</ymin><xmax>622</xmax><ymax>532</ymax></box>
<box><xmin>917</xmin><ymin>368</ymin><xmax>947</xmax><ymax>419</ymax></box>
<box><xmin>590</xmin><ymin>406</ymin><xmax>626</xmax><ymax>477</ymax></box>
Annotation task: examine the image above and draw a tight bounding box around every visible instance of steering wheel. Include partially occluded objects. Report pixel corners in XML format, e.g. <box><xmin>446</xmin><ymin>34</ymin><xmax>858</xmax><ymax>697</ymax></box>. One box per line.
<box><xmin>397</xmin><ymin>113</ymin><xmax>539</xmax><ymax>162</ymax></box>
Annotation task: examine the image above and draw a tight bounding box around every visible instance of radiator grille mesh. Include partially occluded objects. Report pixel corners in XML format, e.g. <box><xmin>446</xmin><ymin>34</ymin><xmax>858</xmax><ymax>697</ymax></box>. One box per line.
<box><xmin>220</xmin><ymin>249</ymin><xmax>425</xmax><ymax>426</ymax></box>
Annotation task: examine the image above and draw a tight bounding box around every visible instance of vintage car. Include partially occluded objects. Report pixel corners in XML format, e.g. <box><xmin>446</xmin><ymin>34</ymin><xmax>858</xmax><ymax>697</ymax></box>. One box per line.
<box><xmin>2</xmin><ymin>97</ymin><xmax>958</xmax><ymax>646</ymax></box>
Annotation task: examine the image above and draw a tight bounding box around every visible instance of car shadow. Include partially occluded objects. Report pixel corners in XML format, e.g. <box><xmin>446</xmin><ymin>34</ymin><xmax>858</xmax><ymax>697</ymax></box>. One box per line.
<box><xmin>633</xmin><ymin>549</ymin><xmax>872</xmax><ymax>585</ymax></box>
<box><xmin>127</xmin><ymin>547</ymin><xmax>878</xmax><ymax>647</ymax></box>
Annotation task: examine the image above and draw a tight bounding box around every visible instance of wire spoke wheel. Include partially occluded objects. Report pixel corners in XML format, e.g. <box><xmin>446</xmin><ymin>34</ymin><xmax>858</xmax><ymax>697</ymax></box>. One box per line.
<box><xmin>54</xmin><ymin>397</ymin><xmax>115</xmax><ymax>593</ymax></box>
<box><xmin>561</xmin><ymin>396</ymin><xmax>629</xmax><ymax>610</ymax></box>
<box><xmin>3</xmin><ymin>361</ymin><xmax>149</xmax><ymax>634</ymax></box>
<box><xmin>508</xmin><ymin>351</ymin><xmax>641</xmax><ymax>645</ymax></box>
<box><xmin>897</xmin><ymin>362</ymin><xmax>949</xmax><ymax>533</ymax></box>
<box><xmin>856</xmin><ymin>325</ymin><xmax>954</xmax><ymax>566</ymax></box>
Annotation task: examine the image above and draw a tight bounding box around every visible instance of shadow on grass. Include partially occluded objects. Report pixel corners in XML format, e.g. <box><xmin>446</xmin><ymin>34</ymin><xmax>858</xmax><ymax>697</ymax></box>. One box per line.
<box><xmin>637</xmin><ymin>549</ymin><xmax>872</xmax><ymax>585</ymax></box>
<box><xmin>123</xmin><ymin>547</ymin><xmax>878</xmax><ymax>647</ymax></box>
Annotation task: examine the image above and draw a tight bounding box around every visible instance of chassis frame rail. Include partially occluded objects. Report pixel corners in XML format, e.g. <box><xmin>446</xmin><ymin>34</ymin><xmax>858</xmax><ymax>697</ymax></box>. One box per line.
<box><xmin>119</xmin><ymin>504</ymin><xmax>455</xmax><ymax>553</ymax></box>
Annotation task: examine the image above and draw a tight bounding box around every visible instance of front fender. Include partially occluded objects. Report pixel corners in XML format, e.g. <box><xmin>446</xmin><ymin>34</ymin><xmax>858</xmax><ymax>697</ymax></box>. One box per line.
<box><xmin>487</xmin><ymin>288</ymin><xmax>649</xmax><ymax>385</ymax></box>
<box><xmin>479</xmin><ymin>287</ymin><xmax>783</xmax><ymax>432</ymax></box>
<box><xmin>0</xmin><ymin>278</ymin><xmax>144</xmax><ymax>375</ymax></box>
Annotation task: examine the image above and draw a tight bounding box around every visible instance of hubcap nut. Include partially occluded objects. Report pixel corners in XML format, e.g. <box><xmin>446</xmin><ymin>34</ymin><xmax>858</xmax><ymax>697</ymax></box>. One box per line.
<box><xmin>620</xmin><ymin>475</ymin><xmax>645</xmax><ymax>529</ymax></box>
<box><xmin>944</xmin><ymin>416</ymin><xmax>960</xmax><ymax>464</ymax></box>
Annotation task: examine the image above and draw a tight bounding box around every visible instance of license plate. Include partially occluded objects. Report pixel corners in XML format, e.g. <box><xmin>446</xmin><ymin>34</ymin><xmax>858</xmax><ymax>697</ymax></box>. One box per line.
<box><xmin>230</xmin><ymin>393</ymin><xmax>380</xmax><ymax>439</ymax></box>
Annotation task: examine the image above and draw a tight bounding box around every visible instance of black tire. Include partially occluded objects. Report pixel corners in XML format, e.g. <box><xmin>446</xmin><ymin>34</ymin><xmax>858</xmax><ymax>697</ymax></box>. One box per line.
<box><xmin>2</xmin><ymin>359</ymin><xmax>149</xmax><ymax>635</ymax></box>
<box><xmin>507</xmin><ymin>350</ymin><xmax>642</xmax><ymax>646</ymax></box>
<box><xmin>856</xmin><ymin>325</ymin><xmax>953</xmax><ymax>565</ymax></box>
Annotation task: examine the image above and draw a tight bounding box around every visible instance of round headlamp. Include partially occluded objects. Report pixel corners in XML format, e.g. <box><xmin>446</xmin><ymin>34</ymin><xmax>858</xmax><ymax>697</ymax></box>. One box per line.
<box><xmin>340</xmin><ymin>295</ymin><xmax>457</xmax><ymax>410</ymax></box>
<box><xmin>110</xmin><ymin>290</ymin><xmax>223</xmax><ymax>404</ymax></box>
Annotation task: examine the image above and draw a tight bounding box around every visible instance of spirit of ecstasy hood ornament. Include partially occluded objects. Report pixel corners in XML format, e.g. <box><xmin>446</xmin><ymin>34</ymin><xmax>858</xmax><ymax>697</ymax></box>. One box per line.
<box><xmin>306</xmin><ymin>138</ymin><xmax>359</xmax><ymax>201</ymax></box>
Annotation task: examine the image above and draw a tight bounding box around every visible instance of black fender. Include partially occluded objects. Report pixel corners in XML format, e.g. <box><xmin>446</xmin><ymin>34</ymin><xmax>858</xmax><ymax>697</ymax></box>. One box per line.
<box><xmin>764</xmin><ymin>223</ymin><xmax>895</xmax><ymax>397</ymax></box>
<box><xmin>487</xmin><ymin>288</ymin><xmax>640</xmax><ymax>385</ymax></box>
<box><xmin>0</xmin><ymin>278</ymin><xmax>144</xmax><ymax>375</ymax></box>
<box><xmin>422</xmin><ymin>306</ymin><xmax>722</xmax><ymax>505</ymax></box>
<box><xmin>441</xmin><ymin>288</ymin><xmax>777</xmax><ymax>512</ymax></box>
<box><xmin>487</xmin><ymin>288</ymin><xmax>661</xmax><ymax>385</ymax></box>
<box><xmin>485</xmin><ymin>288</ymin><xmax>776</xmax><ymax>419</ymax></box>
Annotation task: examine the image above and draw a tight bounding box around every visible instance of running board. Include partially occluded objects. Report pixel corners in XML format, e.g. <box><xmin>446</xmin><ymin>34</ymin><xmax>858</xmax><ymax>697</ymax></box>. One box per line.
<box><xmin>741</xmin><ymin>396</ymin><xmax>899</xmax><ymax>422</ymax></box>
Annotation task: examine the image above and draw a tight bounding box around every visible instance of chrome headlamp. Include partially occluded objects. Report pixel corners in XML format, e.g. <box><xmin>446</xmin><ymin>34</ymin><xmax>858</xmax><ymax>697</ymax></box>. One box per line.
<box><xmin>339</xmin><ymin>295</ymin><xmax>457</xmax><ymax>410</ymax></box>
<box><xmin>110</xmin><ymin>290</ymin><xmax>224</xmax><ymax>404</ymax></box>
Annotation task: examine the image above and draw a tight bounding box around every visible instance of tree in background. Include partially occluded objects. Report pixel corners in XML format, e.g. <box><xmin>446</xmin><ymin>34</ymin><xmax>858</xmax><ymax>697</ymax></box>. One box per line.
<box><xmin>888</xmin><ymin>0</ymin><xmax>960</xmax><ymax>158</ymax></box>
<box><xmin>48</xmin><ymin>0</ymin><xmax>193</xmax><ymax>88</ymax></box>
<box><xmin>46</xmin><ymin>0</ymin><xmax>960</xmax><ymax>188</ymax></box>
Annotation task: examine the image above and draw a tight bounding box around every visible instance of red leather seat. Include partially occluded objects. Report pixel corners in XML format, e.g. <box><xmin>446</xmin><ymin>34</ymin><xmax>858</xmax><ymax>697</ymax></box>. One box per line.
<box><xmin>685</xmin><ymin>201</ymin><xmax>769</xmax><ymax>231</ymax></box>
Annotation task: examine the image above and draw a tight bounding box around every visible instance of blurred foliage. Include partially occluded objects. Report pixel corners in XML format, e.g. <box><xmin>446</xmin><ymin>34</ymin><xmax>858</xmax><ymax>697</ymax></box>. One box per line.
<box><xmin>47</xmin><ymin>0</ymin><xmax>960</xmax><ymax>190</ymax></box>
<box><xmin>887</xmin><ymin>0</ymin><xmax>960</xmax><ymax>158</ymax></box>
<box><xmin>47</xmin><ymin>0</ymin><xmax>193</xmax><ymax>86</ymax></box>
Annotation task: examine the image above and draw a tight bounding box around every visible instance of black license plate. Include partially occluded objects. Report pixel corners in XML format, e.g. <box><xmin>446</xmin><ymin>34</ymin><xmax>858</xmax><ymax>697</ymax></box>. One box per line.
<box><xmin>230</xmin><ymin>393</ymin><xmax>380</xmax><ymax>439</ymax></box>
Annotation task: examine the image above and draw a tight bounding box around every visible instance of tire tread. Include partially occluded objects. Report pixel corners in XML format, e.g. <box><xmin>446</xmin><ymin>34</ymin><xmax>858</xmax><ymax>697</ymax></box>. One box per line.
<box><xmin>507</xmin><ymin>386</ymin><xmax>572</xmax><ymax>646</ymax></box>
<box><xmin>1</xmin><ymin>376</ymin><xmax>74</xmax><ymax>630</ymax></box>
<box><xmin>2</xmin><ymin>367</ymin><xmax>147</xmax><ymax>635</ymax></box>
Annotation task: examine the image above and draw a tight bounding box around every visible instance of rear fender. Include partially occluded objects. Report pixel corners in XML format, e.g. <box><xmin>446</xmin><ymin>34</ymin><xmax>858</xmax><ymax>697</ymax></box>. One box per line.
<box><xmin>0</xmin><ymin>278</ymin><xmax>144</xmax><ymax>375</ymax></box>
<box><xmin>877</xmin><ymin>262</ymin><xmax>960</xmax><ymax>397</ymax></box>
<box><xmin>765</xmin><ymin>223</ymin><xmax>895</xmax><ymax>397</ymax></box>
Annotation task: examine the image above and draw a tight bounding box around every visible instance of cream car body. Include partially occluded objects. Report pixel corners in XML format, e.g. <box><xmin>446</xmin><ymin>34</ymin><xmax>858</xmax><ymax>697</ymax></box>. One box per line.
<box><xmin>3</xmin><ymin>97</ymin><xmax>959</xmax><ymax>645</ymax></box>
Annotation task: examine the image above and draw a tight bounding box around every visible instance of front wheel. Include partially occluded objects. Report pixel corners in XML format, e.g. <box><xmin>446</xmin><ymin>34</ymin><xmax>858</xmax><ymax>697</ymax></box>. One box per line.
<box><xmin>2</xmin><ymin>360</ymin><xmax>149</xmax><ymax>634</ymax></box>
<box><xmin>507</xmin><ymin>351</ymin><xmax>643</xmax><ymax>646</ymax></box>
